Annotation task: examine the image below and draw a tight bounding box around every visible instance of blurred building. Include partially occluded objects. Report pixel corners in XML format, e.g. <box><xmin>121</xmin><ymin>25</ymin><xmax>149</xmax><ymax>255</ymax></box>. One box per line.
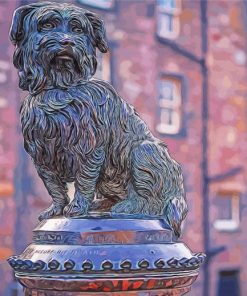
<box><xmin>0</xmin><ymin>0</ymin><xmax>247</xmax><ymax>295</ymax></box>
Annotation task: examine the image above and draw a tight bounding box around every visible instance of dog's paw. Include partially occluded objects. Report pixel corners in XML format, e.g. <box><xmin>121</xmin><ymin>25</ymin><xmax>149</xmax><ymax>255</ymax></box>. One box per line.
<box><xmin>63</xmin><ymin>194</ymin><xmax>90</xmax><ymax>218</ymax></box>
<box><xmin>38</xmin><ymin>204</ymin><xmax>64</xmax><ymax>221</ymax></box>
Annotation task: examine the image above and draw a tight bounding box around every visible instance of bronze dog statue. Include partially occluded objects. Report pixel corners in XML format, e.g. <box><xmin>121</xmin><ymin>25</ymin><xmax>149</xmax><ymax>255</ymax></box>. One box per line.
<box><xmin>10</xmin><ymin>2</ymin><xmax>187</xmax><ymax>236</ymax></box>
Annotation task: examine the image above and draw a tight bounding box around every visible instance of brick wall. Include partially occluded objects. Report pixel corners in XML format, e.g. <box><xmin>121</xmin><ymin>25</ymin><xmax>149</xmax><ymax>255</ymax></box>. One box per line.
<box><xmin>207</xmin><ymin>1</ymin><xmax>247</xmax><ymax>295</ymax></box>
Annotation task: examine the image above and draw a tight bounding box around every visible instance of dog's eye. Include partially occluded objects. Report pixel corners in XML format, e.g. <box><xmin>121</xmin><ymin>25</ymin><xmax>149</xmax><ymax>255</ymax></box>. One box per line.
<box><xmin>42</xmin><ymin>22</ymin><xmax>55</xmax><ymax>30</ymax></box>
<box><xmin>72</xmin><ymin>27</ymin><xmax>84</xmax><ymax>33</ymax></box>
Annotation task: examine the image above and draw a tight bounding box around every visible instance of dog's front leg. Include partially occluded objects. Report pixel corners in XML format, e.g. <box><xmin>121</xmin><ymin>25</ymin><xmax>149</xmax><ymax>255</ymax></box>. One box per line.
<box><xmin>63</xmin><ymin>148</ymin><xmax>105</xmax><ymax>218</ymax></box>
<box><xmin>36</xmin><ymin>165</ymin><xmax>70</xmax><ymax>221</ymax></box>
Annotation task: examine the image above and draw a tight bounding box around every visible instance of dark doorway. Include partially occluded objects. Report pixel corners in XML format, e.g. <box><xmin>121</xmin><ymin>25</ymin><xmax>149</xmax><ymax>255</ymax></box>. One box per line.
<box><xmin>218</xmin><ymin>270</ymin><xmax>240</xmax><ymax>296</ymax></box>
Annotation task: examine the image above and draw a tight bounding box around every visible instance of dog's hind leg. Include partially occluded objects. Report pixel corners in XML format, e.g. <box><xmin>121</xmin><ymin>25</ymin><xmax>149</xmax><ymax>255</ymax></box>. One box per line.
<box><xmin>63</xmin><ymin>148</ymin><xmax>105</xmax><ymax>218</ymax></box>
<box><xmin>111</xmin><ymin>141</ymin><xmax>165</xmax><ymax>216</ymax></box>
<box><xmin>36</xmin><ymin>166</ymin><xmax>70</xmax><ymax>221</ymax></box>
<box><xmin>112</xmin><ymin>140</ymin><xmax>186</xmax><ymax>221</ymax></box>
<box><xmin>131</xmin><ymin>140</ymin><xmax>187</xmax><ymax>232</ymax></box>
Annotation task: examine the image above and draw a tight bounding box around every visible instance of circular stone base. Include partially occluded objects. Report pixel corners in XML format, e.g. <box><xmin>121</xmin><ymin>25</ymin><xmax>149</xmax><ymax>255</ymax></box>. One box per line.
<box><xmin>24</xmin><ymin>287</ymin><xmax>191</xmax><ymax>296</ymax></box>
<box><xmin>9</xmin><ymin>217</ymin><xmax>205</xmax><ymax>295</ymax></box>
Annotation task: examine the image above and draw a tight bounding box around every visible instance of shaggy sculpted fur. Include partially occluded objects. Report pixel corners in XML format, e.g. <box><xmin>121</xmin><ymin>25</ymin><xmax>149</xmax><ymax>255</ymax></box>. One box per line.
<box><xmin>10</xmin><ymin>2</ymin><xmax>187</xmax><ymax>236</ymax></box>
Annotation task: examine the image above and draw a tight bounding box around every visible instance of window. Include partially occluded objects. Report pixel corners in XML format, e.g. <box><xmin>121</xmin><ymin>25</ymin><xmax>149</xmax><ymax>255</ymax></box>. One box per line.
<box><xmin>77</xmin><ymin>0</ymin><xmax>114</xmax><ymax>10</ymax></box>
<box><xmin>156</xmin><ymin>76</ymin><xmax>182</xmax><ymax>135</ymax></box>
<box><xmin>94</xmin><ymin>51</ymin><xmax>111</xmax><ymax>82</ymax></box>
<box><xmin>157</xmin><ymin>0</ymin><xmax>181</xmax><ymax>39</ymax></box>
<box><xmin>218</xmin><ymin>270</ymin><xmax>240</xmax><ymax>296</ymax></box>
<box><xmin>214</xmin><ymin>191</ymin><xmax>240</xmax><ymax>231</ymax></box>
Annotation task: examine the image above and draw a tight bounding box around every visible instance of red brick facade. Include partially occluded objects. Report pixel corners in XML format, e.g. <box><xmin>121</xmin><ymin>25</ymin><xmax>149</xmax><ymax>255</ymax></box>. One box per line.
<box><xmin>0</xmin><ymin>1</ymin><xmax>247</xmax><ymax>295</ymax></box>
<box><xmin>208</xmin><ymin>1</ymin><xmax>247</xmax><ymax>295</ymax></box>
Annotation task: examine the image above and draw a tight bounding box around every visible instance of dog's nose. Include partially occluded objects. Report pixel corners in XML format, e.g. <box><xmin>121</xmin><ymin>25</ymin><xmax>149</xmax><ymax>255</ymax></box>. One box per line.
<box><xmin>60</xmin><ymin>38</ymin><xmax>75</xmax><ymax>47</ymax></box>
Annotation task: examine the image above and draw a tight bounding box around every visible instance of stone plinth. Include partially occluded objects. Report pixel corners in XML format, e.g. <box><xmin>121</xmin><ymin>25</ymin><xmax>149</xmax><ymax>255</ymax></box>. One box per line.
<box><xmin>8</xmin><ymin>217</ymin><xmax>205</xmax><ymax>295</ymax></box>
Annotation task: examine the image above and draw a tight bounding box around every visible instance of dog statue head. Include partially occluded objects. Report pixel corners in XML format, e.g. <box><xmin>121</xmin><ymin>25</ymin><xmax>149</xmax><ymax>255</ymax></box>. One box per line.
<box><xmin>9</xmin><ymin>2</ymin><xmax>108</xmax><ymax>94</ymax></box>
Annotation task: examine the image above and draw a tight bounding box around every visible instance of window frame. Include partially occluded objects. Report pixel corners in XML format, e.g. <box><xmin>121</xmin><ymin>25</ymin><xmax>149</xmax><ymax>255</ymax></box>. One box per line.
<box><xmin>95</xmin><ymin>41</ymin><xmax>118</xmax><ymax>86</ymax></box>
<box><xmin>94</xmin><ymin>50</ymin><xmax>112</xmax><ymax>83</ymax></box>
<box><xmin>77</xmin><ymin>0</ymin><xmax>115</xmax><ymax>11</ymax></box>
<box><xmin>156</xmin><ymin>0</ymin><xmax>182</xmax><ymax>40</ymax></box>
<box><xmin>156</xmin><ymin>74</ymin><xmax>184</xmax><ymax>136</ymax></box>
<box><xmin>214</xmin><ymin>190</ymin><xmax>241</xmax><ymax>232</ymax></box>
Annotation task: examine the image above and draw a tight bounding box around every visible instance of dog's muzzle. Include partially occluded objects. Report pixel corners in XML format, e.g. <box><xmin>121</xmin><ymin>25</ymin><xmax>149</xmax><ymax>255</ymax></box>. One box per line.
<box><xmin>51</xmin><ymin>46</ymin><xmax>79</xmax><ymax>69</ymax></box>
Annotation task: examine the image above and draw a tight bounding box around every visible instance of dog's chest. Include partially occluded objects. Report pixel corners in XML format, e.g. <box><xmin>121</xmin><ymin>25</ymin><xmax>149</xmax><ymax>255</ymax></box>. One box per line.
<box><xmin>21</xmin><ymin>102</ymin><xmax>82</xmax><ymax>172</ymax></box>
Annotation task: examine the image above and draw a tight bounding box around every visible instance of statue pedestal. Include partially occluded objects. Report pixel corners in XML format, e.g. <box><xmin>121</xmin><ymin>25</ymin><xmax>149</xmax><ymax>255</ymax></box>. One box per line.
<box><xmin>8</xmin><ymin>217</ymin><xmax>205</xmax><ymax>296</ymax></box>
<box><xmin>23</xmin><ymin>288</ymin><xmax>191</xmax><ymax>295</ymax></box>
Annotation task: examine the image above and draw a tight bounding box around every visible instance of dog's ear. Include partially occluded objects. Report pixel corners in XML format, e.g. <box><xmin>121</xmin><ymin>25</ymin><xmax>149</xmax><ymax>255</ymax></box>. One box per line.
<box><xmin>85</xmin><ymin>12</ymin><xmax>108</xmax><ymax>53</ymax></box>
<box><xmin>10</xmin><ymin>2</ymin><xmax>50</xmax><ymax>45</ymax></box>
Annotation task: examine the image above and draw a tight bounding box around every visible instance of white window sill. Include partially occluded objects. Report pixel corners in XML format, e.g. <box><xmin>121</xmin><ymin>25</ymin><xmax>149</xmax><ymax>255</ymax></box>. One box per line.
<box><xmin>214</xmin><ymin>220</ymin><xmax>239</xmax><ymax>232</ymax></box>
<box><xmin>156</xmin><ymin>123</ymin><xmax>180</xmax><ymax>135</ymax></box>
<box><xmin>77</xmin><ymin>0</ymin><xmax>113</xmax><ymax>9</ymax></box>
